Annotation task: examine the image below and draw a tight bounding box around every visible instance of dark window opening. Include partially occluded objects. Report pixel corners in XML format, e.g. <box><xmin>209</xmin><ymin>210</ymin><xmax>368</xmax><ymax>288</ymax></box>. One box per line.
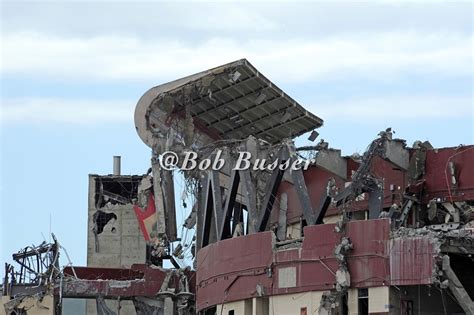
<box><xmin>358</xmin><ymin>288</ymin><xmax>369</xmax><ymax>315</ymax></box>
<box><xmin>301</xmin><ymin>218</ymin><xmax>307</xmax><ymax>237</ymax></box>
<box><xmin>228</xmin><ymin>310</ymin><xmax>235</xmax><ymax>315</ymax></box>
<box><xmin>341</xmin><ymin>292</ymin><xmax>348</xmax><ymax>315</ymax></box>
<box><xmin>300</xmin><ymin>307</ymin><xmax>307</xmax><ymax>315</ymax></box>
<box><xmin>94</xmin><ymin>176</ymin><xmax>142</xmax><ymax>208</ymax></box>
<box><xmin>93</xmin><ymin>211</ymin><xmax>117</xmax><ymax>234</ymax></box>
<box><xmin>203</xmin><ymin>306</ymin><xmax>216</xmax><ymax>315</ymax></box>
<box><xmin>401</xmin><ymin>300</ymin><xmax>413</xmax><ymax>315</ymax></box>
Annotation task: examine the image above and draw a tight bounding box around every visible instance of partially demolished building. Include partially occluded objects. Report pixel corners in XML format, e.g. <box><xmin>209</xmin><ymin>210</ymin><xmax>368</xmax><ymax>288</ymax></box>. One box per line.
<box><xmin>2</xmin><ymin>59</ymin><xmax>473</xmax><ymax>315</ymax></box>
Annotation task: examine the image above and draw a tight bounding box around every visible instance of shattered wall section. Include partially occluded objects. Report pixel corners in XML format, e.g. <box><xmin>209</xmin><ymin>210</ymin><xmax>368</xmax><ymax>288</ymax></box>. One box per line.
<box><xmin>87</xmin><ymin>175</ymin><xmax>148</xmax><ymax>315</ymax></box>
<box><xmin>87</xmin><ymin>175</ymin><xmax>147</xmax><ymax>268</ymax></box>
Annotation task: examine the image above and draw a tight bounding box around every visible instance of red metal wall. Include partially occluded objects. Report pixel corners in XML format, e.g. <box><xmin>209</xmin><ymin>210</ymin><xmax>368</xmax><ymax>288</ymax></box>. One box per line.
<box><xmin>422</xmin><ymin>146</ymin><xmax>474</xmax><ymax>203</ymax></box>
<box><xmin>271</xmin><ymin>146</ymin><xmax>474</xmax><ymax>225</ymax></box>
<box><xmin>196</xmin><ymin>219</ymin><xmax>434</xmax><ymax>311</ymax></box>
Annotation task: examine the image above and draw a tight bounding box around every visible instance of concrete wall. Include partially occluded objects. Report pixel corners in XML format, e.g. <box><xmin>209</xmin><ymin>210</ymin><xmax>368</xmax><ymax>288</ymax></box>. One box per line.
<box><xmin>87</xmin><ymin>176</ymin><xmax>147</xmax><ymax>268</ymax></box>
<box><xmin>369</xmin><ymin>286</ymin><xmax>390</xmax><ymax>313</ymax></box>
<box><xmin>217</xmin><ymin>300</ymin><xmax>252</xmax><ymax>315</ymax></box>
<box><xmin>270</xmin><ymin>291</ymin><xmax>324</xmax><ymax>315</ymax></box>
<box><xmin>0</xmin><ymin>295</ymin><xmax>54</xmax><ymax>315</ymax></box>
<box><xmin>216</xmin><ymin>286</ymin><xmax>425</xmax><ymax>315</ymax></box>
<box><xmin>86</xmin><ymin>176</ymin><xmax>147</xmax><ymax>315</ymax></box>
<box><xmin>347</xmin><ymin>288</ymin><xmax>358</xmax><ymax>315</ymax></box>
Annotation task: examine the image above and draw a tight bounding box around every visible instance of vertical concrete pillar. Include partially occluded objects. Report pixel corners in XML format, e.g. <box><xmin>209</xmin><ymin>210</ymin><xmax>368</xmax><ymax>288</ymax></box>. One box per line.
<box><xmin>369</xmin><ymin>286</ymin><xmax>390</xmax><ymax>314</ymax></box>
<box><xmin>113</xmin><ymin>156</ymin><xmax>121</xmax><ymax>175</ymax></box>
<box><xmin>347</xmin><ymin>288</ymin><xmax>359</xmax><ymax>315</ymax></box>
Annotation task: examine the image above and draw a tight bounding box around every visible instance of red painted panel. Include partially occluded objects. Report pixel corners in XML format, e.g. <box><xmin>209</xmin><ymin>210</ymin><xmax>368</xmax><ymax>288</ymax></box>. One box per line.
<box><xmin>422</xmin><ymin>146</ymin><xmax>474</xmax><ymax>202</ymax></box>
<box><xmin>271</xmin><ymin>165</ymin><xmax>347</xmax><ymax>225</ymax></box>
<box><xmin>196</xmin><ymin>219</ymin><xmax>432</xmax><ymax>311</ymax></box>
<box><xmin>389</xmin><ymin>237</ymin><xmax>434</xmax><ymax>285</ymax></box>
<box><xmin>133</xmin><ymin>193</ymin><xmax>156</xmax><ymax>241</ymax></box>
<box><xmin>272</xmin><ymin>157</ymin><xmax>408</xmax><ymax>223</ymax></box>
<box><xmin>301</xmin><ymin>222</ymin><xmax>339</xmax><ymax>258</ymax></box>
<box><xmin>196</xmin><ymin>232</ymin><xmax>274</xmax><ymax>310</ymax></box>
<box><xmin>61</xmin><ymin>264</ymin><xmax>180</xmax><ymax>298</ymax></box>
<box><xmin>326</xmin><ymin>157</ymin><xmax>406</xmax><ymax>215</ymax></box>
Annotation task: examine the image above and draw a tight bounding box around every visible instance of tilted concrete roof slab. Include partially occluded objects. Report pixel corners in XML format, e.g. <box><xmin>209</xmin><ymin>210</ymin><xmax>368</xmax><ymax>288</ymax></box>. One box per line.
<box><xmin>135</xmin><ymin>59</ymin><xmax>323</xmax><ymax>151</ymax></box>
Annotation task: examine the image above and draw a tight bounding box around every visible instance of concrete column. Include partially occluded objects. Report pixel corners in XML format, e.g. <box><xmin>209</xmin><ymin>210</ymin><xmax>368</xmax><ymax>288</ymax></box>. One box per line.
<box><xmin>369</xmin><ymin>286</ymin><xmax>390</xmax><ymax>314</ymax></box>
<box><xmin>347</xmin><ymin>288</ymin><xmax>358</xmax><ymax>315</ymax></box>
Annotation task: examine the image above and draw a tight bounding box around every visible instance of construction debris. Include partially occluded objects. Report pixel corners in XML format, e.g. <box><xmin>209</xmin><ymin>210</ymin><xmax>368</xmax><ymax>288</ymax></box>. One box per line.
<box><xmin>3</xmin><ymin>59</ymin><xmax>473</xmax><ymax>315</ymax></box>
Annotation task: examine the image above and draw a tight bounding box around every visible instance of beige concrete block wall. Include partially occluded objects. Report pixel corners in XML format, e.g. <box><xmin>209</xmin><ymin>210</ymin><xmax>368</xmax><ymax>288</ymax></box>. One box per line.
<box><xmin>369</xmin><ymin>286</ymin><xmax>390</xmax><ymax>313</ymax></box>
<box><xmin>217</xmin><ymin>300</ymin><xmax>252</xmax><ymax>315</ymax></box>
<box><xmin>217</xmin><ymin>288</ymin><xmax>392</xmax><ymax>315</ymax></box>
<box><xmin>86</xmin><ymin>176</ymin><xmax>147</xmax><ymax>315</ymax></box>
<box><xmin>0</xmin><ymin>295</ymin><xmax>55</xmax><ymax>315</ymax></box>
<box><xmin>86</xmin><ymin>299</ymin><xmax>136</xmax><ymax>315</ymax></box>
<box><xmin>0</xmin><ymin>296</ymin><xmax>10</xmax><ymax>315</ymax></box>
<box><xmin>87</xmin><ymin>176</ymin><xmax>146</xmax><ymax>269</ymax></box>
<box><xmin>347</xmin><ymin>288</ymin><xmax>359</xmax><ymax>315</ymax></box>
<box><xmin>269</xmin><ymin>291</ymin><xmax>324</xmax><ymax>315</ymax></box>
<box><xmin>286</xmin><ymin>222</ymin><xmax>302</xmax><ymax>239</ymax></box>
<box><xmin>323</xmin><ymin>214</ymin><xmax>343</xmax><ymax>224</ymax></box>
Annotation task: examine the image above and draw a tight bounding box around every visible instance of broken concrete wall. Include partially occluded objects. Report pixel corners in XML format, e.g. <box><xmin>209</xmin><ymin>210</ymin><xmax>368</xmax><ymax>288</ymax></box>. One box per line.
<box><xmin>1</xmin><ymin>294</ymin><xmax>54</xmax><ymax>315</ymax></box>
<box><xmin>87</xmin><ymin>175</ymin><xmax>148</xmax><ymax>315</ymax></box>
<box><xmin>87</xmin><ymin>175</ymin><xmax>147</xmax><ymax>268</ymax></box>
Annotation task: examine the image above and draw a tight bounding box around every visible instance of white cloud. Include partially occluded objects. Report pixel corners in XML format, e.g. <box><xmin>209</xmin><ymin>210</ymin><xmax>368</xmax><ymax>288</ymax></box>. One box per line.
<box><xmin>312</xmin><ymin>95</ymin><xmax>473</xmax><ymax>120</ymax></box>
<box><xmin>1</xmin><ymin>30</ymin><xmax>472</xmax><ymax>84</ymax></box>
<box><xmin>2</xmin><ymin>94</ymin><xmax>471</xmax><ymax>125</ymax></box>
<box><xmin>0</xmin><ymin>98</ymin><xmax>134</xmax><ymax>124</ymax></box>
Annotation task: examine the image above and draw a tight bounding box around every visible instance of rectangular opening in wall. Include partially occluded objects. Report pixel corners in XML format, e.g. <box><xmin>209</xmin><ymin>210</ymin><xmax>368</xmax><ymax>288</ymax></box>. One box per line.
<box><xmin>94</xmin><ymin>176</ymin><xmax>142</xmax><ymax>208</ymax></box>
<box><xmin>228</xmin><ymin>310</ymin><xmax>235</xmax><ymax>315</ymax></box>
<box><xmin>358</xmin><ymin>288</ymin><xmax>369</xmax><ymax>315</ymax></box>
<box><xmin>300</xmin><ymin>307</ymin><xmax>307</xmax><ymax>315</ymax></box>
<box><xmin>341</xmin><ymin>292</ymin><xmax>348</xmax><ymax>315</ymax></box>
<box><xmin>401</xmin><ymin>300</ymin><xmax>413</xmax><ymax>315</ymax></box>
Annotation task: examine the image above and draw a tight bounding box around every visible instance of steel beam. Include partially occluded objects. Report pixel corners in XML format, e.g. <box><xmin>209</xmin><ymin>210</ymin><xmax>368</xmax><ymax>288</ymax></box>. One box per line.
<box><xmin>255</xmin><ymin>149</ymin><xmax>287</xmax><ymax>232</ymax></box>
<box><xmin>219</xmin><ymin>170</ymin><xmax>240</xmax><ymax>240</ymax></box>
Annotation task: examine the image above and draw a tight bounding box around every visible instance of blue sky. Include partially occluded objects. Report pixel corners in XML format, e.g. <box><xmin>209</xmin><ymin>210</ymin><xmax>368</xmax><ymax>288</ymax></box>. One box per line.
<box><xmin>1</xmin><ymin>0</ymin><xmax>473</xmax><ymax>276</ymax></box>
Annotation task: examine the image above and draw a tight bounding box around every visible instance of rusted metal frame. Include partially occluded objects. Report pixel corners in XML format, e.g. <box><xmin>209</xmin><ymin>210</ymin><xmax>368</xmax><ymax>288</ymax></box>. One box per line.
<box><xmin>288</xmin><ymin>145</ymin><xmax>317</xmax><ymax>225</ymax></box>
<box><xmin>255</xmin><ymin>148</ymin><xmax>287</xmax><ymax>232</ymax></box>
<box><xmin>253</xmin><ymin>114</ymin><xmax>307</xmax><ymax>138</ymax></box>
<box><xmin>200</xmin><ymin>171</ymin><xmax>224</xmax><ymax>248</ymax></box>
<box><xmin>218</xmin><ymin>169</ymin><xmax>241</xmax><ymax>240</ymax></box>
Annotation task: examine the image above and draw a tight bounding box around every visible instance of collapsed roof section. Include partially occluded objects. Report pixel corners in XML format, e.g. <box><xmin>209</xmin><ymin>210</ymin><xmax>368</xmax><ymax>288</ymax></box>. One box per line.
<box><xmin>135</xmin><ymin>59</ymin><xmax>323</xmax><ymax>150</ymax></box>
